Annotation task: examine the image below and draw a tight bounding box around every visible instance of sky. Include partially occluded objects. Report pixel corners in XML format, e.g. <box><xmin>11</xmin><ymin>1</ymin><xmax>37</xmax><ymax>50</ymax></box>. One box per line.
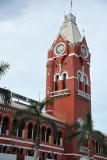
<box><xmin>0</xmin><ymin>0</ymin><xmax>107</xmax><ymax>133</ymax></box>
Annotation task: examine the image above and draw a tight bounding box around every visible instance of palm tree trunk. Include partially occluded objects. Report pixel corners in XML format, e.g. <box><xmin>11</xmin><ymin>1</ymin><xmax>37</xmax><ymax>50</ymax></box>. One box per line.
<box><xmin>34</xmin><ymin>138</ymin><xmax>39</xmax><ymax>160</ymax></box>
<box><xmin>34</xmin><ymin>124</ymin><xmax>40</xmax><ymax>160</ymax></box>
<box><xmin>88</xmin><ymin>137</ymin><xmax>91</xmax><ymax>160</ymax></box>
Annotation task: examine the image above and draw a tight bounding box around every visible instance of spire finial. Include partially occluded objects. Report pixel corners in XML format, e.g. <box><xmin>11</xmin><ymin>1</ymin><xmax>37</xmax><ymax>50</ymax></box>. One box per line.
<box><xmin>83</xmin><ymin>28</ymin><xmax>85</xmax><ymax>36</ymax></box>
<box><xmin>70</xmin><ymin>0</ymin><xmax>72</xmax><ymax>14</ymax></box>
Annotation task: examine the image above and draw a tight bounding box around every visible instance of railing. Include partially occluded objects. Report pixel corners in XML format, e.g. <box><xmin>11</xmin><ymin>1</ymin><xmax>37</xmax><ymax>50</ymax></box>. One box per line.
<box><xmin>50</xmin><ymin>89</ymin><xmax>70</xmax><ymax>98</ymax></box>
<box><xmin>77</xmin><ymin>90</ymin><xmax>91</xmax><ymax>101</ymax></box>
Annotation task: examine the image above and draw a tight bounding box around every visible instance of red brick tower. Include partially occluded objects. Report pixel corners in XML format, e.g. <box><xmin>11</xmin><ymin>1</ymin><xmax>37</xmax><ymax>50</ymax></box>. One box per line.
<box><xmin>46</xmin><ymin>12</ymin><xmax>91</xmax><ymax>125</ymax></box>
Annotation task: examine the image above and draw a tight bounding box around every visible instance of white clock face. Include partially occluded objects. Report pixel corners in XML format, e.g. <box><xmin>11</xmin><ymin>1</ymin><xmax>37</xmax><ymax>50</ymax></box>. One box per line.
<box><xmin>54</xmin><ymin>43</ymin><xmax>66</xmax><ymax>55</ymax></box>
<box><xmin>81</xmin><ymin>45</ymin><xmax>88</xmax><ymax>58</ymax></box>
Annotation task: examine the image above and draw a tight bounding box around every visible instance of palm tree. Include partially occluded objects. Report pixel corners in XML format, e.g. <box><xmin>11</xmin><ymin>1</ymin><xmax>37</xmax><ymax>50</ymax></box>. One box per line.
<box><xmin>0</xmin><ymin>61</ymin><xmax>10</xmax><ymax>78</ymax></box>
<box><xmin>12</xmin><ymin>99</ymin><xmax>57</xmax><ymax>160</ymax></box>
<box><xmin>65</xmin><ymin>110</ymin><xmax>106</xmax><ymax>160</ymax></box>
<box><xmin>0</xmin><ymin>61</ymin><xmax>10</xmax><ymax>105</ymax></box>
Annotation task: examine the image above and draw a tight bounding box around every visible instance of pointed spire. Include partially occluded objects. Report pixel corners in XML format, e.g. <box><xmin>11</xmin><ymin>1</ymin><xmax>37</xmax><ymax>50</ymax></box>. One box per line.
<box><xmin>83</xmin><ymin>28</ymin><xmax>85</xmax><ymax>36</ymax></box>
<box><xmin>70</xmin><ymin>0</ymin><xmax>72</xmax><ymax>14</ymax></box>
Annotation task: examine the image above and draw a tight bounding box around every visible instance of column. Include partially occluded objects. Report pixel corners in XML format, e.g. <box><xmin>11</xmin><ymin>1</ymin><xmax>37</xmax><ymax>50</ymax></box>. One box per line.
<box><xmin>16</xmin><ymin>128</ymin><xmax>19</xmax><ymax>138</ymax></box>
<box><xmin>31</xmin><ymin>129</ymin><xmax>34</xmax><ymax>140</ymax></box>
<box><xmin>0</xmin><ymin>122</ymin><xmax>3</xmax><ymax>135</ymax></box>
<box><xmin>45</xmin><ymin>132</ymin><xmax>47</xmax><ymax>142</ymax></box>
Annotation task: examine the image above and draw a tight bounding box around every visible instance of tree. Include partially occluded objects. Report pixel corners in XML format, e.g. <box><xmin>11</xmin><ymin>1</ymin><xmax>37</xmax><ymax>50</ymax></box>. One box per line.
<box><xmin>0</xmin><ymin>61</ymin><xmax>10</xmax><ymax>78</ymax></box>
<box><xmin>65</xmin><ymin>110</ymin><xmax>106</xmax><ymax>160</ymax></box>
<box><xmin>0</xmin><ymin>61</ymin><xmax>10</xmax><ymax>105</ymax></box>
<box><xmin>12</xmin><ymin>99</ymin><xmax>57</xmax><ymax>160</ymax></box>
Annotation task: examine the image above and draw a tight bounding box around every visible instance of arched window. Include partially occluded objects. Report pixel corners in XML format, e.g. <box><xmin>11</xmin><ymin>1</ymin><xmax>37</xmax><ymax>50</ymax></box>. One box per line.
<box><xmin>40</xmin><ymin>151</ymin><xmax>45</xmax><ymax>159</ymax></box>
<box><xmin>1</xmin><ymin>117</ymin><xmax>9</xmax><ymax>135</ymax></box>
<box><xmin>28</xmin><ymin>123</ymin><xmax>33</xmax><ymax>140</ymax></box>
<box><xmin>18</xmin><ymin>148</ymin><xmax>23</xmax><ymax>155</ymax></box>
<box><xmin>62</xmin><ymin>73</ymin><xmax>66</xmax><ymax>89</ymax></box>
<box><xmin>58</xmin><ymin>131</ymin><xmax>63</xmax><ymax>146</ymax></box>
<box><xmin>46</xmin><ymin>128</ymin><xmax>51</xmax><ymax>143</ymax></box>
<box><xmin>77</xmin><ymin>74</ymin><xmax>81</xmax><ymax>90</ymax></box>
<box><xmin>55</xmin><ymin>75</ymin><xmax>59</xmax><ymax>91</ymax></box>
<box><xmin>11</xmin><ymin>147</ymin><xmax>17</xmax><ymax>154</ymax></box>
<box><xmin>53</xmin><ymin>154</ymin><xmax>57</xmax><ymax>160</ymax></box>
<box><xmin>2</xmin><ymin>146</ymin><xmax>7</xmax><ymax>153</ymax></box>
<box><xmin>12</xmin><ymin>119</ymin><xmax>18</xmax><ymax>137</ymax></box>
<box><xmin>47</xmin><ymin>152</ymin><xmax>51</xmax><ymax>159</ymax></box>
<box><xmin>83</xmin><ymin>77</ymin><xmax>87</xmax><ymax>93</ymax></box>
<box><xmin>18</xmin><ymin>120</ymin><xmax>25</xmax><ymax>138</ymax></box>
<box><xmin>41</xmin><ymin>127</ymin><xmax>45</xmax><ymax>142</ymax></box>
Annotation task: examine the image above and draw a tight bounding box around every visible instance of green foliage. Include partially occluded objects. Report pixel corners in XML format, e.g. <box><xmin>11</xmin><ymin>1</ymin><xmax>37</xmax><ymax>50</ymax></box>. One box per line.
<box><xmin>12</xmin><ymin>98</ymin><xmax>57</xmax><ymax>144</ymax></box>
<box><xmin>65</xmin><ymin>109</ymin><xmax>106</xmax><ymax>157</ymax></box>
<box><xmin>0</xmin><ymin>88</ymin><xmax>11</xmax><ymax>106</ymax></box>
<box><xmin>0</xmin><ymin>61</ymin><xmax>10</xmax><ymax>77</ymax></box>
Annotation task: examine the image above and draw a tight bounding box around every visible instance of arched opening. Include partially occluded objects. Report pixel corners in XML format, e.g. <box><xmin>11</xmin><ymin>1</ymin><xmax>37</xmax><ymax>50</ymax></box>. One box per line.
<box><xmin>53</xmin><ymin>154</ymin><xmax>57</xmax><ymax>160</ymax></box>
<box><xmin>12</xmin><ymin>119</ymin><xmax>18</xmax><ymax>137</ymax></box>
<box><xmin>18</xmin><ymin>121</ymin><xmax>25</xmax><ymax>138</ymax></box>
<box><xmin>62</xmin><ymin>73</ymin><xmax>66</xmax><ymax>89</ymax></box>
<box><xmin>83</xmin><ymin>77</ymin><xmax>87</xmax><ymax>93</ymax></box>
<box><xmin>28</xmin><ymin>123</ymin><xmax>33</xmax><ymax>139</ymax></box>
<box><xmin>55</xmin><ymin>75</ymin><xmax>59</xmax><ymax>91</ymax></box>
<box><xmin>41</xmin><ymin>152</ymin><xmax>45</xmax><ymax>159</ymax></box>
<box><xmin>18</xmin><ymin>148</ymin><xmax>23</xmax><ymax>155</ymax></box>
<box><xmin>28</xmin><ymin>149</ymin><xmax>32</xmax><ymax>156</ymax></box>
<box><xmin>58</xmin><ymin>131</ymin><xmax>63</xmax><ymax>146</ymax></box>
<box><xmin>46</xmin><ymin>128</ymin><xmax>51</xmax><ymax>143</ymax></box>
<box><xmin>77</xmin><ymin>74</ymin><xmax>81</xmax><ymax>90</ymax></box>
<box><xmin>92</xmin><ymin>140</ymin><xmax>95</xmax><ymax>153</ymax></box>
<box><xmin>2</xmin><ymin>146</ymin><xmax>7</xmax><ymax>153</ymax></box>
<box><xmin>1</xmin><ymin>117</ymin><xmax>9</xmax><ymax>135</ymax></box>
<box><xmin>11</xmin><ymin>147</ymin><xmax>17</xmax><ymax>154</ymax></box>
<box><xmin>41</xmin><ymin>127</ymin><xmax>45</xmax><ymax>142</ymax></box>
<box><xmin>47</xmin><ymin>152</ymin><xmax>51</xmax><ymax>159</ymax></box>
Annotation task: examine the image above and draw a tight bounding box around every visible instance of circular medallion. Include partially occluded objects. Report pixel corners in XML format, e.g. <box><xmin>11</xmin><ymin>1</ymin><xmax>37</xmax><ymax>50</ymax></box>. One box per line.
<box><xmin>54</xmin><ymin>43</ymin><xmax>66</xmax><ymax>55</ymax></box>
<box><xmin>81</xmin><ymin>45</ymin><xmax>88</xmax><ymax>58</ymax></box>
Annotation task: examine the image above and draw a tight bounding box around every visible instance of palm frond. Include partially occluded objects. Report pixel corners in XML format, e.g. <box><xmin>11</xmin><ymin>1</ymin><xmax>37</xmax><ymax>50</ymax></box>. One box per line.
<box><xmin>12</xmin><ymin>108</ymin><xmax>38</xmax><ymax>120</ymax></box>
<box><xmin>0</xmin><ymin>61</ymin><xmax>10</xmax><ymax>77</ymax></box>
<box><xmin>77</xmin><ymin>131</ymin><xmax>87</xmax><ymax>148</ymax></box>
<box><xmin>92</xmin><ymin>130</ymin><xmax>106</xmax><ymax>146</ymax></box>
<box><xmin>66</xmin><ymin>122</ymin><xmax>80</xmax><ymax>134</ymax></box>
<box><xmin>65</xmin><ymin>131</ymin><xmax>79</xmax><ymax>143</ymax></box>
<box><xmin>83</xmin><ymin>110</ymin><xmax>93</xmax><ymax>132</ymax></box>
<box><xmin>0</xmin><ymin>88</ymin><xmax>11</xmax><ymax>106</ymax></box>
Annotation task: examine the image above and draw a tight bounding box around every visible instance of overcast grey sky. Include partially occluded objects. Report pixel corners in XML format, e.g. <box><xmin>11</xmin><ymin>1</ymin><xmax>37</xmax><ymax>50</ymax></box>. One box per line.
<box><xmin>0</xmin><ymin>0</ymin><xmax>107</xmax><ymax>133</ymax></box>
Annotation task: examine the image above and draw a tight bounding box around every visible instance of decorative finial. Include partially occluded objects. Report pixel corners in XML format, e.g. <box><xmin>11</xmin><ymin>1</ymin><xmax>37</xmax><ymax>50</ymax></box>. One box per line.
<box><xmin>83</xmin><ymin>28</ymin><xmax>85</xmax><ymax>36</ymax></box>
<box><xmin>39</xmin><ymin>92</ymin><xmax>40</xmax><ymax>102</ymax></box>
<box><xmin>70</xmin><ymin>0</ymin><xmax>72</xmax><ymax>14</ymax></box>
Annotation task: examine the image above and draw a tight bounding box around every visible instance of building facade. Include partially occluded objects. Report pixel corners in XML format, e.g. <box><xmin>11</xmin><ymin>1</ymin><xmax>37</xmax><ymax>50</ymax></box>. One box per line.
<box><xmin>0</xmin><ymin>9</ymin><xmax>107</xmax><ymax>160</ymax></box>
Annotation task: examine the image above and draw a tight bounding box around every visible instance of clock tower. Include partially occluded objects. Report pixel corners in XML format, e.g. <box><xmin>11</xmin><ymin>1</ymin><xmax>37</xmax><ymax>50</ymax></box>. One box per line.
<box><xmin>46</xmin><ymin>12</ymin><xmax>91</xmax><ymax>125</ymax></box>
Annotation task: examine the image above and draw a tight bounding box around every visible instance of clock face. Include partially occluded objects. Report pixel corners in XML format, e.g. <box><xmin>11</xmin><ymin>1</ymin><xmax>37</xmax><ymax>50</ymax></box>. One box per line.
<box><xmin>54</xmin><ymin>43</ymin><xmax>66</xmax><ymax>55</ymax></box>
<box><xmin>81</xmin><ymin>45</ymin><xmax>88</xmax><ymax>58</ymax></box>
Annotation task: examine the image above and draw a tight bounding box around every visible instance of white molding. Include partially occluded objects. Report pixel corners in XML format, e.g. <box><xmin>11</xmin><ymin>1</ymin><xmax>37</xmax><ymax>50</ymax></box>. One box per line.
<box><xmin>0</xmin><ymin>137</ymin><xmax>64</xmax><ymax>151</ymax></box>
<box><xmin>68</xmin><ymin>76</ymin><xmax>77</xmax><ymax>79</ymax></box>
<box><xmin>46</xmin><ymin>110</ymin><xmax>53</xmax><ymax>112</ymax></box>
<box><xmin>40</xmin><ymin>144</ymin><xmax>64</xmax><ymax>150</ymax></box>
<box><xmin>68</xmin><ymin>53</ymin><xmax>79</xmax><ymax>58</ymax></box>
<box><xmin>47</xmin><ymin>58</ymin><xmax>54</xmax><ymax>62</ymax></box>
<box><xmin>93</xmin><ymin>155</ymin><xmax>107</xmax><ymax>159</ymax></box>
<box><xmin>64</xmin><ymin>153</ymin><xmax>82</xmax><ymax>156</ymax></box>
<box><xmin>47</xmin><ymin>53</ymin><xmax>90</xmax><ymax>66</ymax></box>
